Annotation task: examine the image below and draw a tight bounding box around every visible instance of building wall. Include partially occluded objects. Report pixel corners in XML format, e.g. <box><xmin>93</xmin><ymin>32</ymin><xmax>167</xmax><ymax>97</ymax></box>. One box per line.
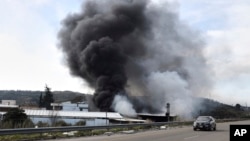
<box><xmin>29</xmin><ymin>116</ymin><xmax>109</xmax><ymax>126</ymax></box>
<box><xmin>1</xmin><ymin>100</ymin><xmax>16</xmax><ymax>105</ymax></box>
<box><xmin>62</xmin><ymin>103</ymin><xmax>88</xmax><ymax>111</ymax></box>
<box><xmin>51</xmin><ymin>102</ymin><xmax>88</xmax><ymax>112</ymax></box>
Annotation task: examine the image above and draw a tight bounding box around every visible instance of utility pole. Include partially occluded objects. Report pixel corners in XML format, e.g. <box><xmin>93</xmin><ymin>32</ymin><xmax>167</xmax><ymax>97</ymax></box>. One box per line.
<box><xmin>106</xmin><ymin>111</ymin><xmax>108</xmax><ymax>125</ymax></box>
<box><xmin>166</xmin><ymin>103</ymin><xmax>170</xmax><ymax>122</ymax></box>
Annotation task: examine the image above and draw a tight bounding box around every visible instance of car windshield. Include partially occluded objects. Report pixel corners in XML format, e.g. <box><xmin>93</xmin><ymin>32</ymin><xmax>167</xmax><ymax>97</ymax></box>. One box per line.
<box><xmin>196</xmin><ymin>116</ymin><xmax>210</xmax><ymax>121</ymax></box>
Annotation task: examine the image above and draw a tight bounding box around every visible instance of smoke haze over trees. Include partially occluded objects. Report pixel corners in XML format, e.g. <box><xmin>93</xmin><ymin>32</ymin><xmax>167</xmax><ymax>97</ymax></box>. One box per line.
<box><xmin>58</xmin><ymin>0</ymin><xmax>212</xmax><ymax>118</ymax></box>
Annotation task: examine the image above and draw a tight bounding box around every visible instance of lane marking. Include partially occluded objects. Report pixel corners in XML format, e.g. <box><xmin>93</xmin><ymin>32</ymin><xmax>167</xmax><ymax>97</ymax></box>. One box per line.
<box><xmin>184</xmin><ymin>135</ymin><xmax>199</xmax><ymax>140</ymax></box>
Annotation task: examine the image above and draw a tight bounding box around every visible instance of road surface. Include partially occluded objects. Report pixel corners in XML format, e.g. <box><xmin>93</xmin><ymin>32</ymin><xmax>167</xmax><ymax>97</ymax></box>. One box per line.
<box><xmin>47</xmin><ymin>120</ymin><xmax>250</xmax><ymax>141</ymax></box>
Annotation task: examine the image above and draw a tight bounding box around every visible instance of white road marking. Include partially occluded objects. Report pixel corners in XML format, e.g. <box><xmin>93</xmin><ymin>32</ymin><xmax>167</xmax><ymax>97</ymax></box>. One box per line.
<box><xmin>184</xmin><ymin>135</ymin><xmax>199</xmax><ymax>140</ymax></box>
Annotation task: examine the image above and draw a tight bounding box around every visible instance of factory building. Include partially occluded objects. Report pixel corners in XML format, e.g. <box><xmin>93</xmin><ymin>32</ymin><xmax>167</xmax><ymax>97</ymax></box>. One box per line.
<box><xmin>0</xmin><ymin>100</ymin><xmax>144</xmax><ymax>126</ymax></box>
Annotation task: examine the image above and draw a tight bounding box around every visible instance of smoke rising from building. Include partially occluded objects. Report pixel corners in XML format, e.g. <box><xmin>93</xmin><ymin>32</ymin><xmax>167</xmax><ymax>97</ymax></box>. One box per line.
<box><xmin>58</xmin><ymin>0</ymin><xmax>211</xmax><ymax>118</ymax></box>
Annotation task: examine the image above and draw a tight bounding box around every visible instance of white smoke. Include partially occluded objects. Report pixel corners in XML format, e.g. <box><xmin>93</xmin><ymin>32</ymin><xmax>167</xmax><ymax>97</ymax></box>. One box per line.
<box><xmin>112</xmin><ymin>94</ymin><xmax>137</xmax><ymax>117</ymax></box>
<box><xmin>58</xmin><ymin>0</ymin><xmax>212</xmax><ymax>118</ymax></box>
<box><xmin>145</xmin><ymin>71</ymin><xmax>197</xmax><ymax>119</ymax></box>
<box><xmin>125</xmin><ymin>0</ymin><xmax>211</xmax><ymax>118</ymax></box>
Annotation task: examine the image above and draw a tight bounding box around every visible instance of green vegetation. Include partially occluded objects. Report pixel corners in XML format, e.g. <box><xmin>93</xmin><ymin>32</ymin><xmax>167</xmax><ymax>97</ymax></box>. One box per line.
<box><xmin>0</xmin><ymin>132</ymin><xmax>69</xmax><ymax>141</ymax></box>
<box><xmin>196</xmin><ymin>98</ymin><xmax>250</xmax><ymax>119</ymax></box>
<box><xmin>39</xmin><ymin>85</ymin><xmax>55</xmax><ymax>110</ymax></box>
<box><xmin>0</xmin><ymin>108</ymin><xmax>34</xmax><ymax>129</ymax></box>
<box><xmin>37</xmin><ymin>121</ymin><xmax>50</xmax><ymax>127</ymax></box>
<box><xmin>54</xmin><ymin>120</ymin><xmax>71</xmax><ymax>127</ymax></box>
<box><xmin>36</xmin><ymin>120</ymin><xmax>84</xmax><ymax>128</ymax></box>
<box><xmin>75</xmin><ymin>120</ymin><xmax>86</xmax><ymax>126</ymax></box>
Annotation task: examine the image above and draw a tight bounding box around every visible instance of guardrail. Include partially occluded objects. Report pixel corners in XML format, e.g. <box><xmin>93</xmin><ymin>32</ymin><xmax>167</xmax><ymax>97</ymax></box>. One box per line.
<box><xmin>0</xmin><ymin>121</ymin><xmax>190</xmax><ymax>135</ymax></box>
<box><xmin>0</xmin><ymin>118</ymin><xmax>244</xmax><ymax>135</ymax></box>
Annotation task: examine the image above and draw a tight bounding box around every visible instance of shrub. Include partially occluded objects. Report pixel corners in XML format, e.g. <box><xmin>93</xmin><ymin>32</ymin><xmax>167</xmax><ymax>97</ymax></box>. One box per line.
<box><xmin>55</xmin><ymin>120</ymin><xmax>71</xmax><ymax>127</ymax></box>
<box><xmin>1</xmin><ymin>108</ymin><xmax>33</xmax><ymax>128</ymax></box>
<box><xmin>36</xmin><ymin>121</ymin><xmax>50</xmax><ymax>127</ymax></box>
<box><xmin>75</xmin><ymin>120</ymin><xmax>86</xmax><ymax>126</ymax></box>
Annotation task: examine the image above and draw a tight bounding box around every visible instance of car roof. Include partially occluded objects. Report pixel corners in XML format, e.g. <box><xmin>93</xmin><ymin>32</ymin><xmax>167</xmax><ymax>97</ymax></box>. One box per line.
<box><xmin>196</xmin><ymin>116</ymin><xmax>214</xmax><ymax>119</ymax></box>
<box><xmin>198</xmin><ymin>116</ymin><xmax>212</xmax><ymax>118</ymax></box>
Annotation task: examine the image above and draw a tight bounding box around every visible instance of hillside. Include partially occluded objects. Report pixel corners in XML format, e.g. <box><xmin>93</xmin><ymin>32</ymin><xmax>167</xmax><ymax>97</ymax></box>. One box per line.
<box><xmin>0</xmin><ymin>90</ymin><xmax>90</xmax><ymax>106</ymax></box>
<box><xmin>0</xmin><ymin>90</ymin><xmax>248</xmax><ymax>118</ymax></box>
<box><xmin>196</xmin><ymin>97</ymin><xmax>249</xmax><ymax>119</ymax></box>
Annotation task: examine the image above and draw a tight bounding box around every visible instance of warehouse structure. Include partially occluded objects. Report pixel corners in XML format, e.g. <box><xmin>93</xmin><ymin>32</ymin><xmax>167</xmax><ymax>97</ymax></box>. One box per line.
<box><xmin>0</xmin><ymin>100</ymin><xmax>145</xmax><ymax>126</ymax></box>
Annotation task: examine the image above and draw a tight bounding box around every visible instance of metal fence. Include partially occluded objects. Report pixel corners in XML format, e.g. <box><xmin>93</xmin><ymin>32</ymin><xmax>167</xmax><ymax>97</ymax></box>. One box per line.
<box><xmin>0</xmin><ymin>121</ymin><xmax>190</xmax><ymax>135</ymax></box>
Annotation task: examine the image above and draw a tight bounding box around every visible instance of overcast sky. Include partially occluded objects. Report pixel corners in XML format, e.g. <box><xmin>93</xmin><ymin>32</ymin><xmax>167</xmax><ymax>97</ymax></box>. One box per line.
<box><xmin>0</xmin><ymin>0</ymin><xmax>250</xmax><ymax>106</ymax></box>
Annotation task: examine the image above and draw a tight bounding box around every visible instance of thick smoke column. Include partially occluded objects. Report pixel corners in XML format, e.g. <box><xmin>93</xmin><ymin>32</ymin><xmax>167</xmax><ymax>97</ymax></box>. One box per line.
<box><xmin>58</xmin><ymin>0</ymin><xmax>211</xmax><ymax>117</ymax></box>
<box><xmin>58</xmin><ymin>0</ymin><xmax>149</xmax><ymax>112</ymax></box>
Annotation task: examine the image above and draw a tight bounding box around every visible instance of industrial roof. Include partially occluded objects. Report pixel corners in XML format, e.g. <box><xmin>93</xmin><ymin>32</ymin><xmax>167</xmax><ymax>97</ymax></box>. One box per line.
<box><xmin>137</xmin><ymin>113</ymin><xmax>176</xmax><ymax>117</ymax></box>
<box><xmin>24</xmin><ymin>109</ymin><xmax>123</xmax><ymax>119</ymax></box>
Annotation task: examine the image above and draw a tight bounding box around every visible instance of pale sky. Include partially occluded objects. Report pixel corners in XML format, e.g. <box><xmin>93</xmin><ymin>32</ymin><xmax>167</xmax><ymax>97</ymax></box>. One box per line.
<box><xmin>0</xmin><ymin>0</ymin><xmax>250</xmax><ymax>106</ymax></box>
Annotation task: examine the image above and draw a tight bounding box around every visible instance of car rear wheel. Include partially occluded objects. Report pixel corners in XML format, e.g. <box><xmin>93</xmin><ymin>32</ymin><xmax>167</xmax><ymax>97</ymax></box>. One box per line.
<box><xmin>210</xmin><ymin>126</ymin><xmax>214</xmax><ymax>131</ymax></box>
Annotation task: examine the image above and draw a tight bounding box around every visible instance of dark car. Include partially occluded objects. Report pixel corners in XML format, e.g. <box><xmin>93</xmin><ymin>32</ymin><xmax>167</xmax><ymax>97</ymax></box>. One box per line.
<box><xmin>193</xmin><ymin>116</ymin><xmax>216</xmax><ymax>131</ymax></box>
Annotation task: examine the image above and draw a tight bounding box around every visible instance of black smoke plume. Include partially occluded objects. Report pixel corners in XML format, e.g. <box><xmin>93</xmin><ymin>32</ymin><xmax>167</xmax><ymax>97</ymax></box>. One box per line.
<box><xmin>58</xmin><ymin>0</ymin><xmax>149</xmax><ymax>112</ymax></box>
<box><xmin>58</xmin><ymin>0</ymin><xmax>211</xmax><ymax>117</ymax></box>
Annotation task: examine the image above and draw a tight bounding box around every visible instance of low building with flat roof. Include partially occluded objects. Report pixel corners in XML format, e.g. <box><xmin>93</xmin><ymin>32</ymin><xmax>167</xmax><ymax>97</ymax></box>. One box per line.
<box><xmin>0</xmin><ymin>100</ymin><xmax>19</xmax><ymax>112</ymax></box>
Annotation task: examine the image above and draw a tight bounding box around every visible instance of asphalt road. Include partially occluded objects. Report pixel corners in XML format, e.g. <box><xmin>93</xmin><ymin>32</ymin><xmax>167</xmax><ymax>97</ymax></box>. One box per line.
<box><xmin>47</xmin><ymin>120</ymin><xmax>250</xmax><ymax>141</ymax></box>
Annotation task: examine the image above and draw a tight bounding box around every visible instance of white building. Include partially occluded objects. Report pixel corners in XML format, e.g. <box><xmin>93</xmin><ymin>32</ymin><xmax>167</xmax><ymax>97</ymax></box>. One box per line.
<box><xmin>1</xmin><ymin>100</ymin><xmax>16</xmax><ymax>105</ymax></box>
<box><xmin>0</xmin><ymin>100</ymin><xmax>144</xmax><ymax>126</ymax></box>
<box><xmin>51</xmin><ymin>101</ymin><xmax>88</xmax><ymax>112</ymax></box>
<box><xmin>0</xmin><ymin>100</ymin><xmax>19</xmax><ymax>113</ymax></box>
<box><xmin>26</xmin><ymin>109</ymin><xmax>123</xmax><ymax>126</ymax></box>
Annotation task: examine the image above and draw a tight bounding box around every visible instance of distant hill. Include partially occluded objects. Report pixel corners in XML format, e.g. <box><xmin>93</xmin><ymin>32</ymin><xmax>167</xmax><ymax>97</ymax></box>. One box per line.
<box><xmin>196</xmin><ymin>97</ymin><xmax>249</xmax><ymax>119</ymax></box>
<box><xmin>0</xmin><ymin>90</ymin><xmax>248</xmax><ymax>118</ymax></box>
<box><xmin>0</xmin><ymin>90</ymin><xmax>91</xmax><ymax>106</ymax></box>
